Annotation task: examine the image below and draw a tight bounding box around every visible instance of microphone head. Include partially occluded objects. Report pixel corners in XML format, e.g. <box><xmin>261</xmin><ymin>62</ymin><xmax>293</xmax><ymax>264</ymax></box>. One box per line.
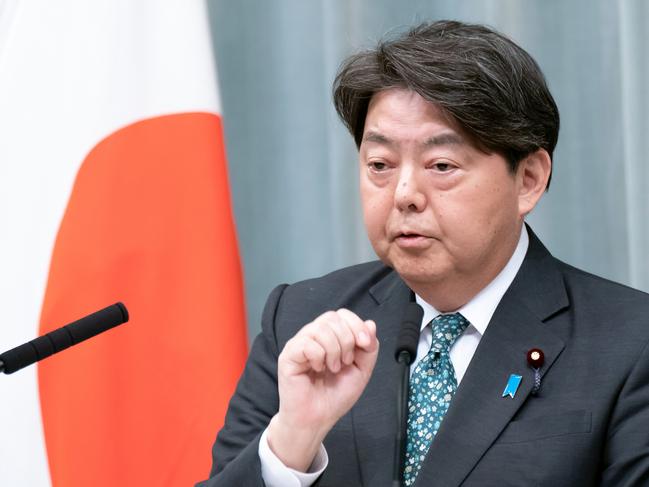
<box><xmin>394</xmin><ymin>302</ymin><xmax>423</xmax><ymax>365</ymax></box>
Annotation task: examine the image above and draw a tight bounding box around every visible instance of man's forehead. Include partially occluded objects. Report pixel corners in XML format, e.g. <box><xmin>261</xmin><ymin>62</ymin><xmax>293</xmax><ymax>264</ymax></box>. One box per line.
<box><xmin>362</xmin><ymin>88</ymin><xmax>468</xmax><ymax>149</ymax></box>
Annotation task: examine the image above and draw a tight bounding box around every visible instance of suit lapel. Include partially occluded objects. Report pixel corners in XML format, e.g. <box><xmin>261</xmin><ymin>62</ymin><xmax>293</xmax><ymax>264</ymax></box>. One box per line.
<box><xmin>415</xmin><ymin>229</ymin><xmax>569</xmax><ymax>486</ymax></box>
<box><xmin>351</xmin><ymin>271</ymin><xmax>412</xmax><ymax>487</ymax></box>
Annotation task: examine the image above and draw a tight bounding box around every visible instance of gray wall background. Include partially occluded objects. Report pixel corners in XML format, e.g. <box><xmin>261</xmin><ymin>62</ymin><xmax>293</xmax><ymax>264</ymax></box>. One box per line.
<box><xmin>206</xmin><ymin>0</ymin><xmax>649</xmax><ymax>340</ymax></box>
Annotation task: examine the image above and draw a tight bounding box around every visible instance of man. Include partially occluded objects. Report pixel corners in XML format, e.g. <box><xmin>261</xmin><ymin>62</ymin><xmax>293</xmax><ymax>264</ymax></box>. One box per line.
<box><xmin>198</xmin><ymin>21</ymin><xmax>649</xmax><ymax>486</ymax></box>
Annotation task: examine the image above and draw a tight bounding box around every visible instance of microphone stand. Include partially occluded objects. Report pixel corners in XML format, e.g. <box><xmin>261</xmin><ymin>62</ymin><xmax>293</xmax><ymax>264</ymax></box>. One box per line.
<box><xmin>393</xmin><ymin>350</ymin><xmax>411</xmax><ymax>487</ymax></box>
<box><xmin>392</xmin><ymin>301</ymin><xmax>422</xmax><ymax>487</ymax></box>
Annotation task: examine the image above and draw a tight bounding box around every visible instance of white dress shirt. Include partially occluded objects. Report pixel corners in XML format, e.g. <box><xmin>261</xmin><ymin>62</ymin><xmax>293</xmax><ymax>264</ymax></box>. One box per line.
<box><xmin>259</xmin><ymin>227</ymin><xmax>530</xmax><ymax>487</ymax></box>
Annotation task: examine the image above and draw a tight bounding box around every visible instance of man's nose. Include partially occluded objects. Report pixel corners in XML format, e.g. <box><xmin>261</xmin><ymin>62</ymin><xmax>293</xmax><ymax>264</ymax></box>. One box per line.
<box><xmin>394</xmin><ymin>167</ymin><xmax>426</xmax><ymax>212</ymax></box>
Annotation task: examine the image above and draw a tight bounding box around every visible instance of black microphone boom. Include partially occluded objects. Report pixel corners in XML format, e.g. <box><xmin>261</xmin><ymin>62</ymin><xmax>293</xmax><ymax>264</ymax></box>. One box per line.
<box><xmin>0</xmin><ymin>302</ymin><xmax>129</xmax><ymax>374</ymax></box>
<box><xmin>392</xmin><ymin>302</ymin><xmax>424</xmax><ymax>487</ymax></box>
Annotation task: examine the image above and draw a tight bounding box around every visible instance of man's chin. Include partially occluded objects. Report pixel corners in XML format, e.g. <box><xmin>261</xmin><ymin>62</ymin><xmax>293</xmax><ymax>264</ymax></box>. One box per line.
<box><xmin>384</xmin><ymin>257</ymin><xmax>447</xmax><ymax>286</ymax></box>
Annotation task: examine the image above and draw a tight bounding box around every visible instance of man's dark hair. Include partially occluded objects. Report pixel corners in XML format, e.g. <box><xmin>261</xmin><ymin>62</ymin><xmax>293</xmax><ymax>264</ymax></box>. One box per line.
<box><xmin>333</xmin><ymin>20</ymin><xmax>560</xmax><ymax>187</ymax></box>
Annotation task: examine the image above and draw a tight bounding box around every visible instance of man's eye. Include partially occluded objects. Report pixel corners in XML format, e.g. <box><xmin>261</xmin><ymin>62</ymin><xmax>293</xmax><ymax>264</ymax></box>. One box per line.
<box><xmin>432</xmin><ymin>161</ymin><xmax>454</xmax><ymax>172</ymax></box>
<box><xmin>369</xmin><ymin>161</ymin><xmax>388</xmax><ymax>171</ymax></box>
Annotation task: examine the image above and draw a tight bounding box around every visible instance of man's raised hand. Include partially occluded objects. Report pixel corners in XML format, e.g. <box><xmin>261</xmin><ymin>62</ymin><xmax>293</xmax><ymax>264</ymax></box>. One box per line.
<box><xmin>266</xmin><ymin>308</ymin><xmax>379</xmax><ymax>471</ymax></box>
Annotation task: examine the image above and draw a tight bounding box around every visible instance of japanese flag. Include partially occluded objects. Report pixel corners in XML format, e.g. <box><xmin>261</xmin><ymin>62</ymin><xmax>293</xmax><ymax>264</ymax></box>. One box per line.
<box><xmin>0</xmin><ymin>1</ymin><xmax>247</xmax><ymax>485</ymax></box>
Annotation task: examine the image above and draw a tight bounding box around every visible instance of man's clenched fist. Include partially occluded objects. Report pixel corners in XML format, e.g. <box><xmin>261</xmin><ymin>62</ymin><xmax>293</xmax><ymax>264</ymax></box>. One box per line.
<box><xmin>266</xmin><ymin>308</ymin><xmax>379</xmax><ymax>471</ymax></box>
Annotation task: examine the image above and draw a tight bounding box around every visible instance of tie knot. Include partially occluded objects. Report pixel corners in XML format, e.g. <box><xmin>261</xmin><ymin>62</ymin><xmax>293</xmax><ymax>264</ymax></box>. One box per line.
<box><xmin>430</xmin><ymin>313</ymin><xmax>469</xmax><ymax>353</ymax></box>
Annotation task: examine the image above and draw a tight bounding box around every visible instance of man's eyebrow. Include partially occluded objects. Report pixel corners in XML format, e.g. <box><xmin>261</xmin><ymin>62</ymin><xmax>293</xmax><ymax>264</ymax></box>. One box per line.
<box><xmin>423</xmin><ymin>132</ymin><xmax>465</xmax><ymax>147</ymax></box>
<box><xmin>362</xmin><ymin>131</ymin><xmax>392</xmax><ymax>145</ymax></box>
<box><xmin>361</xmin><ymin>131</ymin><xmax>465</xmax><ymax>147</ymax></box>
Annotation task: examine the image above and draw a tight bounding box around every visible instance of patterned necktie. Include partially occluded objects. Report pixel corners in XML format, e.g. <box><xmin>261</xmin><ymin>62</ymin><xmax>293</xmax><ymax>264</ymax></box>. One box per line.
<box><xmin>402</xmin><ymin>313</ymin><xmax>469</xmax><ymax>486</ymax></box>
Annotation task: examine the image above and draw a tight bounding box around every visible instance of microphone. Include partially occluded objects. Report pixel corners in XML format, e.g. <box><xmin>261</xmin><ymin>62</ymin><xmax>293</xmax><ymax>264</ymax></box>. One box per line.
<box><xmin>393</xmin><ymin>302</ymin><xmax>423</xmax><ymax>487</ymax></box>
<box><xmin>395</xmin><ymin>302</ymin><xmax>423</xmax><ymax>365</ymax></box>
<box><xmin>0</xmin><ymin>302</ymin><xmax>129</xmax><ymax>374</ymax></box>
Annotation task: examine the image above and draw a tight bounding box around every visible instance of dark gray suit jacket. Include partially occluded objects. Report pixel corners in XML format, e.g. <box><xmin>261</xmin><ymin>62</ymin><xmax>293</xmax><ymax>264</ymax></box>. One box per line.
<box><xmin>198</xmin><ymin>231</ymin><xmax>649</xmax><ymax>486</ymax></box>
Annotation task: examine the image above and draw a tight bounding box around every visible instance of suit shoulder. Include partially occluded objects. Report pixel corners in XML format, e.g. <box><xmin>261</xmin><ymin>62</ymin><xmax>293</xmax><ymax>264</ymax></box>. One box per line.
<box><xmin>267</xmin><ymin>261</ymin><xmax>393</xmax><ymax>341</ymax></box>
<box><xmin>554</xmin><ymin>259</ymin><xmax>649</xmax><ymax>338</ymax></box>
<box><xmin>557</xmin><ymin>259</ymin><xmax>649</xmax><ymax>304</ymax></box>
<box><xmin>285</xmin><ymin>260</ymin><xmax>392</xmax><ymax>303</ymax></box>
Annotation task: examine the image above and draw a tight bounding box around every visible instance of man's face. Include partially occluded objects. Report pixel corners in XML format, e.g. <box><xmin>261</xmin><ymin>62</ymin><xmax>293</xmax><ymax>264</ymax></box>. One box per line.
<box><xmin>359</xmin><ymin>89</ymin><xmax>527</xmax><ymax>309</ymax></box>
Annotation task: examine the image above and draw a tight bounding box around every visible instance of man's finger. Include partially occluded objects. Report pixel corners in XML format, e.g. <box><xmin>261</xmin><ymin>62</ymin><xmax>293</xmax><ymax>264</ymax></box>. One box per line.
<box><xmin>353</xmin><ymin>320</ymin><xmax>379</xmax><ymax>374</ymax></box>
<box><xmin>355</xmin><ymin>319</ymin><xmax>377</xmax><ymax>351</ymax></box>
<box><xmin>302</xmin><ymin>338</ymin><xmax>327</xmax><ymax>373</ymax></box>
<box><xmin>308</xmin><ymin>319</ymin><xmax>344</xmax><ymax>373</ymax></box>
<box><xmin>327</xmin><ymin>310</ymin><xmax>358</xmax><ymax>365</ymax></box>
<box><xmin>337</xmin><ymin>308</ymin><xmax>373</xmax><ymax>350</ymax></box>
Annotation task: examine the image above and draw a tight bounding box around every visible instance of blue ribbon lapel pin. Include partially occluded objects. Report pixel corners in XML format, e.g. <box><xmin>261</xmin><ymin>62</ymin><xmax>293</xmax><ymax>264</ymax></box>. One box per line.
<box><xmin>502</xmin><ymin>374</ymin><xmax>522</xmax><ymax>399</ymax></box>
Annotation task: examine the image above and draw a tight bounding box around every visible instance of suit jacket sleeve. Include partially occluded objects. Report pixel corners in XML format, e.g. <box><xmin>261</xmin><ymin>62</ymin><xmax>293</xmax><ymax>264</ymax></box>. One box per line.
<box><xmin>196</xmin><ymin>284</ymin><xmax>288</xmax><ymax>487</ymax></box>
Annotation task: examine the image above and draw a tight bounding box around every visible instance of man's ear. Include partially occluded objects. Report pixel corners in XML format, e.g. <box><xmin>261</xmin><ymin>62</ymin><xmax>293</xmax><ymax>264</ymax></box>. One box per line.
<box><xmin>517</xmin><ymin>149</ymin><xmax>552</xmax><ymax>217</ymax></box>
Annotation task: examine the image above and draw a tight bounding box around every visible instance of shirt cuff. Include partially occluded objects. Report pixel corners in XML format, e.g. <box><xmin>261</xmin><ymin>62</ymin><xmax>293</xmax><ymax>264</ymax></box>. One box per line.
<box><xmin>258</xmin><ymin>427</ymin><xmax>328</xmax><ymax>487</ymax></box>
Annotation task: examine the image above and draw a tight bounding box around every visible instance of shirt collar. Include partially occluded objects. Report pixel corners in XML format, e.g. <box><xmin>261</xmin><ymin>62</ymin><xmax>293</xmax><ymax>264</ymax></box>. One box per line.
<box><xmin>415</xmin><ymin>226</ymin><xmax>529</xmax><ymax>335</ymax></box>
